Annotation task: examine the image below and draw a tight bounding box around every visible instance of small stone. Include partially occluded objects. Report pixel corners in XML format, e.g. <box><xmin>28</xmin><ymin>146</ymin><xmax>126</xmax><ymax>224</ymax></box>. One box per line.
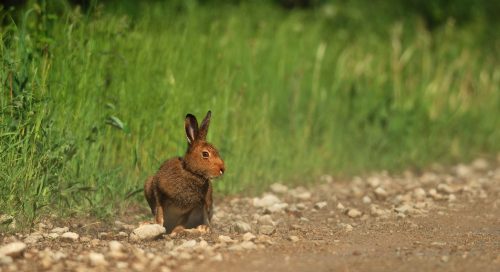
<box><xmin>367</xmin><ymin>177</ymin><xmax>381</xmax><ymax>188</ymax></box>
<box><xmin>413</xmin><ymin>188</ymin><xmax>427</xmax><ymax>201</ymax></box>
<box><xmin>218</xmin><ymin>235</ymin><xmax>234</xmax><ymax>243</ymax></box>
<box><xmin>441</xmin><ymin>255</ymin><xmax>450</xmax><ymax>263</ymax></box>
<box><xmin>240</xmin><ymin>241</ymin><xmax>257</xmax><ymax>250</ymax></box>
<box><xmin>47</xmin><ymin>233</ymin><xmax>59</xmax><ymax>239</ymax></box>
<box><xmin>471</xmin><ymin>158</ymin><xmax>489</xmax><ymax>171</ymax></box>
<box><xmin>116</xmin><ymin>262</ymin><xmax>128</xmax><ymax>269</ymax></box>
<box><xmin>24</xmin><ymin>233</ymin><xmax>43</xmax><ymax>244</ymax></box>
<box><xmin>108</xmin><ymin>241</ymin><xmax>124</xmax><ymax>252</ymax></box>
<box><xmin>197</xmin><ymin>240</ymin><xmax>209</xmax><ymax>249</ymax></box>
<box><xmin>0</xmin><ymin>242</ymin><xmax>26</xmax><ymax>258</ymax></box>
<box><xmin>429</xmin><ymin>189</ymin><xmax>445</xmax><ymax>200</ymax></box>
<box><xmin>288</xmin><ymin>236</ymin><xmax>299</xmax><ymax>242</ymax></box>
<box><xmin>362</xmin><ymin>196</ymin><xmax>371</xmax><ymax>204</ymax></box>
<box><xmin>228</xmin><ymin>244</ymin><xmax>243</xmax><ymax>251</ymax></box>
<box><xmin>347</xmin><ymin>209</ymin><xmax>362</xmax><ymax>218</ymax></box>
<box><xmin>52</xmin><ymin>251</ymin><xmax>66</xmax><ymax>261</ymax></box>
<box><xmin>88</xmin><ymin>252</ymin><xmax>107</xmax><ymax>266</ymax></box>
<box><xmin>165</xmin><ymin>241</ymin><xmax>175</xmax><ymax>250</ymax></box>
<box><xmin>90</xmin><ymin>239</ymin><xmax>101</xmax><ymax>247</ymax></box>
<box><xmin>117</xmin><ymin>232</ymin><xmax>128</xmax><ymax>238</ymax></box>
<box><xmin>320</xmin><ymin>175</ymin><xmax>334</xmax><ymax>183</ymax></box>
<box><xmin>257</xmin><ymin>215</ymin><xmax>275</xmax><ymax>226</ymax></box>
<box><xmin>130</xmin><ymin>224</ymin><xmax>165</xmax><ymax>241</ymax></box>
<box><xmin>50</xmin><ymin>227</ymin><xmax>69</xmax><ymax>234</ymax></box>
<box><xmin>374</xmin><ymin>187</ymin><xmax>388</xmax><ymax>199</ymax></box>
<box><xmin>252</xmin><ymin>194</ymin><xmax>281</xmax><ymax>208</ymax></box>
<box><xmin>455</xmin><ymin>164</ymin><xmax>472</xmax><ymax>178</ymax></box>
<box><xmin>265</xmin><ymin>203</ymin><xmax>289</xmax><ymax>213</ymax></box>
<box><xmin>437</xmin><ymin>184</ymin><xmax>457</xmax><ymax>194</ymax></box>
<box><xmin>0</xmin><ymin>255</ymin><xmax>13</xmax><ymax>265</ymax></box>
<box><xmin>270</xmin><ymin>183</ymin><xmax>288</xmax><ymax>194</ymax></box>
<box><xmin>296</xmin><ymin>203</ymin><xmax>307</xmax><ymax>210</ymax></box>
<box><xmin>448</xmin><ymin>194</ymin><xmax>456</xmax><ymax>202</ymax></box>
<box><xmin>212</xmin><ymin>253</ymin><xmax>223</xmax><ymax>261</ymax></box>
<box><xmin>258</xmin><ymin>225</ymin><xmax>275</xmax><ymax>235</ymax></box>
<box><xmin>232</xmin><ymin>221</ymin><xmax>252</xmax><ymax>233</ymax></box>
<box><xmin>40</xmin><ymin>254</ymin><xmax>53</xmax><ymax>269</ymax></box>
<box><xmin>314</xmin><ymin>201</ymin><xmax>328</xmax><ymax>210</ymax></box>
<box><xmin>300</xmin><ymin>217</ymin><xmax>309</xmax><ymax>222</ymax></box>
<box><xmin>242</xmin><ymin>232</ymin><xmax>256</xmax><ymax>241</ymax></box>
<box><xmin>294</xmin><ymin>191</ymin><xmax>312</xmax><ymax>201</ymax></box>
<box><xmin>343</xmin><ymin>224</ymin><xmax>353</xmax><ymax>232</ymax></box>
<box><xmin>180</xmin><ymin>240</ymin><xmax>197</xmax><ymax>249</ymax></box>
<box><xmin>337</xmin><ymin>202</ymin><xmax>345</xmax><ymax>211</ymax></box>
<box><xmin>0</xmin><ymin>215</ymin><xmax>14</xmax><ymax>226</ymax></box>
<box><xmin>60</xmin><ymin>232</ymin><xmax>79</xmax><ymax>242</ymax></box>
<box><xmin>178</xmin><ymin>252</ymin><xmax>192</xmax><ymax>260</ymax></box>
<box><xmin>394</xmin><ymin>204</ymin><xmax>413</xmax><ymax>215</ymax></box>
<box><xmin>431</xmin><ymin>241</ymin><xmax>447</xmax><ymax>247</ymax></box>
<box><xmin>370</xmin><ymin>204</ymin><xmax>390</xmax><ymax>218</ymax></box>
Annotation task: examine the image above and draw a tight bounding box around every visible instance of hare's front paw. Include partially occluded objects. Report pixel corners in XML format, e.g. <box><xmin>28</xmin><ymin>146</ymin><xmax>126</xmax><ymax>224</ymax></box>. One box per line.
<box><xmin>196</xmin><ymin>224</ymin><xmax>211</xmax><ymax>234</ymax></box>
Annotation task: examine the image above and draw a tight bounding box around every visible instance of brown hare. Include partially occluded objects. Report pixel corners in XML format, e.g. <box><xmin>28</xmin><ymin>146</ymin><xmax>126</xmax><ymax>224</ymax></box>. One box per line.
<box><xmin>144</xmin><ymin>111</ymin><xmax>225</xmax><ymax>234</ymax></box>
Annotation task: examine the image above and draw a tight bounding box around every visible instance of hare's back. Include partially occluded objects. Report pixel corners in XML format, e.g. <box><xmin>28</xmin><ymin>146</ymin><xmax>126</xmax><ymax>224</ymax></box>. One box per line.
<box><xmin>155</xmin><ymin>157</ymin><xmax>185</xmax><ymax>185</ymax></box>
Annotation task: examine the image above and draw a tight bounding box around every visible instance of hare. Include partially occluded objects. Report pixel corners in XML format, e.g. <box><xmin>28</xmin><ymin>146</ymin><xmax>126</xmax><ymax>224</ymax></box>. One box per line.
<box><xmin>144</xmin><ymin>111</ymin><xmax>225</xmax><ymax>234</ymax></box>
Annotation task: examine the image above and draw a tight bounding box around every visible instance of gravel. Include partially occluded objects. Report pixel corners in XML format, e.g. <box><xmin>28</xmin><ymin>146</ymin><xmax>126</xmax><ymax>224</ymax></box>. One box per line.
<box><xmin>1</xmin><ymin>158</ymin><xmax>497</xmax><ymax>271</ymax></box>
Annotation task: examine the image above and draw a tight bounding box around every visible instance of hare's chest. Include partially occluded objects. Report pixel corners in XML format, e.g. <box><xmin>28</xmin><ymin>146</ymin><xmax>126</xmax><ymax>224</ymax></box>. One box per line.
<box><xmin>170</xmin><ymin>181</ymin><xmax>207</xmax><ymax>208</ymax></box>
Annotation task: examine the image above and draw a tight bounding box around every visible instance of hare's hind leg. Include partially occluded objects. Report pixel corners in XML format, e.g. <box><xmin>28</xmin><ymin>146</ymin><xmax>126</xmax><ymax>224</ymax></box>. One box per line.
<box><xmin>144</xmin><ymin>176</ymin><xmax>156</xmax><ymax>215</ymax></box>
<box><xmin>144</xmin><ymin>176</ymin><xmax>164</xmax><ymax>225</ymax></box>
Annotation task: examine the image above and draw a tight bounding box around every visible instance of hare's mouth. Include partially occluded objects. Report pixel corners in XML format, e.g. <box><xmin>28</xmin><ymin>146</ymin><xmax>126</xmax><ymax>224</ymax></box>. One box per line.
<box><xmin>219</xmin><ymin>170</ymin><xmax>224</xmax><ymax>175</ymax></box>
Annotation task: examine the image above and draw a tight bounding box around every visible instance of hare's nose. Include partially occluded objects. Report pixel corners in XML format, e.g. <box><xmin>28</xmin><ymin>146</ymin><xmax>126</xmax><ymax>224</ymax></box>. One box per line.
<box><xmin>219</xmin><ymin>166</ymin><xmax>225</xmax><ymax>175</ymax></box>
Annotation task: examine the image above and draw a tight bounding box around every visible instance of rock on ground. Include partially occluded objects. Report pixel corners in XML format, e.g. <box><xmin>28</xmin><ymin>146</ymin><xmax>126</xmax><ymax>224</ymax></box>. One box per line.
<box><xmin>0</xmin><ymin>242</ymin><xmax>26</xmax><ymax>258</ymax></box>
<box><xmin>252</xmin><ymin>194</ymin><xmax>281</xmax><ymax>208</ymax></box>
<box><xmin>60</xmin><ymin>232</ymin><xmax>79</xmax><ymax>242</ymax></box>
<box><xmin>130</xmin><ymin>224</ymin><xmax>166</xmax><ymax>241</ymax></box>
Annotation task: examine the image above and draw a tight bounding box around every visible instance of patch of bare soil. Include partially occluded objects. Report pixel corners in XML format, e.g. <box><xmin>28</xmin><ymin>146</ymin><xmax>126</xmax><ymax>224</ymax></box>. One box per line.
<box><xmin>1</xmin><ymin>159</ymin><xmax>499</xmax><ymax>272</ymax></box>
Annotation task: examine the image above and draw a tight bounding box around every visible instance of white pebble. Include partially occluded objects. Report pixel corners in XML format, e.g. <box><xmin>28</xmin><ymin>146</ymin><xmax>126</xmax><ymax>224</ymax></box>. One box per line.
<box><xmin>0</xmin><ymin>242</ymin><xmax>26</xmax><ymax>258</ymax></box>
<box><xmin>347</xmin><ymin>209</ymin><xmax>362</xmax><ymax>218</ymax></box>
<box><xmin>60</xmin><ymin>232</ymin><xmax>79</xmax><ymax>242</ymax></box>
<box><xmin>314</xmin><ymin>201</ymin><xmax>328</xmax><ymax>210</ymax></box>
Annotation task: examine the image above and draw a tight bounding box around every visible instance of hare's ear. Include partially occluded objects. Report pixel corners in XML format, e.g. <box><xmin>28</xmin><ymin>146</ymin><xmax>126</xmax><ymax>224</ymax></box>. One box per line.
<box><xmin>185</xmin><ymin>114</ymin><xmax>199</xmax><ymax>145</ymax></box>
<box><xmin>198</xmin><ymin>110</ymin><xmax>211</xmax><ymax>140</ymax></box>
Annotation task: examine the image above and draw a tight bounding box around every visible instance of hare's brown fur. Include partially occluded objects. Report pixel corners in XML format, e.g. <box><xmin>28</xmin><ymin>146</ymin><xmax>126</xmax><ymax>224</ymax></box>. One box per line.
<box><xmin>144</xmin><ymin>111</ymin><xmax>224</xmax><ymax>233</ymax></box>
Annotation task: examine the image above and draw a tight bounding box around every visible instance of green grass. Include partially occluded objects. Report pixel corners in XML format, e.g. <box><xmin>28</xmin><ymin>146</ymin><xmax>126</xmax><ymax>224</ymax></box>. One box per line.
<box><xmin>1</xmin><ymin>1</ymin><xmax>499</xmax><ymax>228</ymax></box>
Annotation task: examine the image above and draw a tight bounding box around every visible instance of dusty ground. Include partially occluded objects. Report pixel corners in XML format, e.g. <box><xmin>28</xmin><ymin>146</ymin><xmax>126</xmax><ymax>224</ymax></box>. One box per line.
<box><xmin>1</xmin><ymin>158</ymin><xmax>499</xmax><ymax>272</ymax></box>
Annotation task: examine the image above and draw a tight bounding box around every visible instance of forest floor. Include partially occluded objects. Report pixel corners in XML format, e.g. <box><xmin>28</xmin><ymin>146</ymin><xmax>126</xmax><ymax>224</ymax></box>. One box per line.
<box><xmin>1</xmin><ymin>159</ymin><xmax>499</xmax><ymax>272</ymax></box>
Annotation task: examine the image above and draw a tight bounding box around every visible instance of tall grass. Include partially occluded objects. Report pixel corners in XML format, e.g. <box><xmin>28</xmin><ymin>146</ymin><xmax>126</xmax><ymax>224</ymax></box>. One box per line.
<box><xmin>1</xmin><ymin>2</ymin><xmax>499</xmax><ymax>227</ymax></box>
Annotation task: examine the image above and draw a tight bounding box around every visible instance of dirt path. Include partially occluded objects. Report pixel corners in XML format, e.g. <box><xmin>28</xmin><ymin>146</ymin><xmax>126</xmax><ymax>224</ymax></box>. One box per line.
<box><xmin>1</xmin><ymin>159</ymin><xmax>499</xmax><ymax>271</ymax></box>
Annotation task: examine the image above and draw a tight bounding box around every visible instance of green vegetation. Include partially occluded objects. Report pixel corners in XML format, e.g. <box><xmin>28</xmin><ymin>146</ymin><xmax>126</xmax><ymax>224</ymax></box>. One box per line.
<box><xmin>1</xmin><ymin>1</ymin><xmax>499</xmax><ymax>227</ymax></box>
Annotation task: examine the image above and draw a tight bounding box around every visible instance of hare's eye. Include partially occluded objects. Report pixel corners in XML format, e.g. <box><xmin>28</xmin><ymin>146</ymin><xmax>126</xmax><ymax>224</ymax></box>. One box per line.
<box><xmin>202</xmin><ymin>151</ymin><xmax>210</xmax><ymax>159</ymax></box>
